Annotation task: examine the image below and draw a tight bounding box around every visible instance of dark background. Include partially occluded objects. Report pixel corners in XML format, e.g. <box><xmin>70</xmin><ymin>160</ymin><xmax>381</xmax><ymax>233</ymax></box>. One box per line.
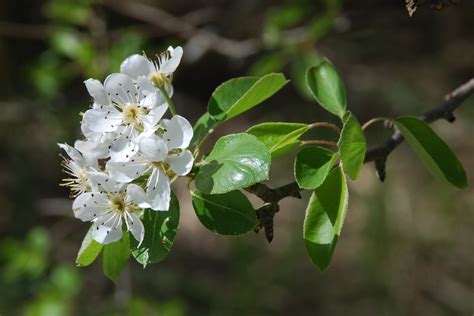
<box><xmin>0</xmin><ymin>0</ymin><xmax>473</xmax><ymax>315</ymax></box>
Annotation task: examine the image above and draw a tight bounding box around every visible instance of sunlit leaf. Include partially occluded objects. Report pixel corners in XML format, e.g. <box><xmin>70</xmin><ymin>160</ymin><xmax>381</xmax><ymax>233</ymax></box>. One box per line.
<box><xmin>208</xmin><ymin>74</ymin><xmax>288</xmax><ymax>121</ymax></box>
<box><xmin>195</xmin><ymin>133</ymin><xmax>271</xmax><ymax>194</ymax></box>
<box><xmin>246</xmin><ymin>122</ymin><xmax>309</xmax><ymax>157</ymax></box>
<box><xmin>338</xmin><ymin>112</ymin><xmax>366</xmax><ymax>180</ymax></box>
<box><xmin>294</xmin><ymin>146</ymin><xmax>339</xmax><ymax>189</ymax></box>
<box><xmin>76</xmin><ymin>225</ymin><xmax>103</xmax><ymax>267</ymax></box>
<box><xmin>306</xmin><ymin>59</ymin><xmax>347</xmax><ymax>117</ymax></box>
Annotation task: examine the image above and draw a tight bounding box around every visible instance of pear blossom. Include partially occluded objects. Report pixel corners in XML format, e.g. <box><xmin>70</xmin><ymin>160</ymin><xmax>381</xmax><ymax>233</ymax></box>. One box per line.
<box><xmin>72</xmin><ymin>172</ymin><xmax>145</xmax><ymax>245</ymax></box>
<box><xmin>58</xmin><ymin>143</ymin><xmax>99</xmax><ymax>196</ymax></box>
<box><xmin>120</xmin><ymin>46</ymin><xmax>183</xmax><ymax>89</ymax></box>
<box><xmin>81</xmin><ymin>73</ymin><xmax>168</xmax><ymax>162</ymax></box>
<box><xmin>106</xmin><ymin>115</ymin><xmax>194</xmax><ymax>211</ymax></box>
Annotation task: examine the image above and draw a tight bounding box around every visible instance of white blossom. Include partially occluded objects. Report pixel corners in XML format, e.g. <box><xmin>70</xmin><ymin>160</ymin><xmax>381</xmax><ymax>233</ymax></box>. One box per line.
<box><xmin>120</xmin><ymin>46</ymin><xmax>183</xmax><ymax>89</ymax></box>
<box><xmin>72</xmin><ymin>172</ymin><xmax>145</xmax><ymax>245</ymax></box>
<box><xmin>106</xmin><ymin>115</ymin><xmax>194</xmax><ymax>211</ymax></box>
<box><xmin>81</xmin><ymin>73</ymin><xmax>168</xmax><ymax>162</ymax></box>
<box><xmin>58</xmin><ymin>143</ymin><xmax>98</xmax><ymax>196</ymax></box>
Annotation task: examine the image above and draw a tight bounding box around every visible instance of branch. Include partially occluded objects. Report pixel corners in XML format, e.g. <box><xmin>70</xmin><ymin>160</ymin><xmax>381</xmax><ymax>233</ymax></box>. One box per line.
<box><xmin>365</xmin><ymin>78</ymin><xmax>474</xmax><ymax>180</ymax></box>
<box><xmin>245</xmin><ymin>78</ymin><xmax>474</xmax><ymax>241</ymax></box>
<box><xmin>103</xmin><ymin>0</ymin><xmax>259</xmax><ymax>59</ymax></box>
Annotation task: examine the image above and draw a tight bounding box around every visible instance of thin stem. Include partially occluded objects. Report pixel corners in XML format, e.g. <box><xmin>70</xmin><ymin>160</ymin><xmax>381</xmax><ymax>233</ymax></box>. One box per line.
<box><xmin>300</xmin><ymin>140</ymin><xmax>338</xmax><ymax>148</ymax></box>
<box><xmin>308</xmin><ymin>122</ymin><xmax>341</xmax><ymax>134</ymax></box>
<box><xmin>361</xmin><ymin>117</ymin><xmax>392</xmax><ymax>131</ymax></box>
<box><xmin>159</xmin><ymin>86</ymin><xmax>177</xmax><ymax>116</ymax></box>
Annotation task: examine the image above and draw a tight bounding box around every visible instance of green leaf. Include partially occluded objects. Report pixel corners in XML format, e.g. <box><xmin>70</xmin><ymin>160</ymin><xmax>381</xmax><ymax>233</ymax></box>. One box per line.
<box><xmin>338</xmin><ymin>112</ymin><xmax>366</xmax><ymax>180</ymax></box>
<box><xmin>304</xmin><ymin>166</ymin><xmax>349</xmax><ymax>271</ymax></box>
<box><xmin>76</xmin><ymin>226</ymin><xmax>103</xmax><ymax>267</ymax></box>
<box><xmin>191</xmin><ymin>112</ymin><xmax>218</xmax><ymax>146</ymax></box>
<box><xmin>195</xmin><ymin>133</ymin><xmax>271</xmax><ymax>194</ymax></box>
<box><xmin>306</xmin><ymin>59</ymin><xmax>347</xmax><ymax>117</ymax></box>
<box><xmin>294</xmin><ymin>146</ymin><xmax>339</xmax><ymax>189</ymax></box>
<box><xmin>291</xmin><ymin>52</ymin><xmax>322</xmax><ymax>100</ymax></box>
<box><xmin>102</xmin><ymin>233</ymin><xmax>130</xmax><ymax>283</ymax></box>
<box><xmin>192</xmin><ymin>190</ymin><xmax>257</xmax><ymax>235</ymax></box>
<box><xmin>208</xmin><ymin>73</ymin><xmax>288</xmax><ymax>121</ymax></box>
<box><xmin>131</xmin><ymin>193</ymin><xmax>180</xmax><ymax>267</ymax></box>
<box><xmin>246</xmin><ymin>122</ymin><xmax>309</xmax><ymax>158</ymax></box>
<box><xmin>395</xmin><ymin>116</ymin><xmax>468</xmax><ymax>188</ymax></box>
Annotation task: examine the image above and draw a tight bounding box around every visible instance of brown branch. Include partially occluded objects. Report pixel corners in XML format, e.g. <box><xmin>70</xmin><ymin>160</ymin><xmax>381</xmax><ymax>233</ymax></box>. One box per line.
<box><xmin>364</xmin><ymin>78</ymin><xmax>474</xmax><ymax>180</ymax></box>
<box><xmin>245</xmin><ymin>78</ymin><xmax>474</xmax><ymax>239</ymax></box>
<box><xmin>102</xmin><ymin>0</ymin><xmax>259</xmax><ymax>59</ymax></box>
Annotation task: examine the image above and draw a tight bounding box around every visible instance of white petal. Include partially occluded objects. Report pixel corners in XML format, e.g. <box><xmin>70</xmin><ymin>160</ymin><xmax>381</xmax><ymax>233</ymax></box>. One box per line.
<box><xmin>126</xmin><ymin>183</ymin><xmax>151</xmax><ymax>208</ymax></box>
<box><xmin>84</xmin><ymin>79</ymin><xmax>110</xmax><ymax>106</ymax></box>
<box><xmin>109</xmin><ymin>126</ymin><xmax>139</xmax><ymax>162</ymax></box>
<box><xmin>74</xmin><ymin>138</ymin><xmax>109</xmax><ymax>161</ymax></box>
<box><xmin>139</xmin><ymin>135</ymin><xmax>168</xmax><ymax>162</ymax></box>
<box><xmin>162</xmin><ymin>115</ymin><xmax>193</xmax><ymax>149</ymax></box>
<box><xmin>141</xmin><ymin>104</ymin><xmax>168</xmax><ymax>130</ymax></box>
<box><xmin>120</xmin><ymin>54</ymin><xmax>153</xmax><ymax>79</ymax></box>
<box><xmin>58</xmin><ymin>143</ymin><xmax>84</xmax><ymax>165</ymax></box>
<box><xmin>146</xmin><ymin>168</ymin><xmax>171</xmax><ymax>211</ymax></box>
<box><xmin>161</xmin><ymin>46</ymin><xmax>183</xmax><ymax>74</ymax></box>
<box><xmin>140</xmin><ymin>91</ymin><xmax>160</xmax><ymax>109</ymax></box>
<box><xmin>167</xmin><ymin>150</ymin><xmax>194</xmax><ymax>176</ymax></box>
<box><xmin>104</xmin><ymin>73</ymin><xmax>139</xmax><ymax>105</ymax></box>
<box><xmin>136</xmin><ymin>76</ymin><xmax>158</xmax><ymax>100</ymax></box>
<box><xmin>106</xmin><ymin>158</ymin><xmax>148</xmax><ymax>182</ymax></box>
<box><xmin>125</xmin><ymin>211</ymin><xmax>144</xmax><ymax>246</ymax></box>
<box><xmin>88</xmin><ymin>171</ymin><xmax>123</xmax><ymax>194</ymax></box>
<box><xmin>72</xmin><ymin>192</ymin><xmax>108</xmax><ymax>221</ymax></box>
<box><xmin>92</xmin><ymin>213</ymin><xmax>123</xmax><ymax>244</ymax></box>
<box><xmin>82</xmin><ymin>107</ymin><xmax>122</xmax><ymax>133</ymax></box>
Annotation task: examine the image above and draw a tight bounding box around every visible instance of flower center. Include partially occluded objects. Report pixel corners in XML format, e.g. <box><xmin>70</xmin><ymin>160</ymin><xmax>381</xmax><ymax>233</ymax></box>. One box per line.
<box><xmin>109</xmin><ymin>194</ymin><xmax>127</xmax><ymax>214</ymax></box>
<box><xmin>150</xmin><ymin>72</ymin><xmax>170</xmax><ymax>88</ymax></box>
<box><xmin>122</xmin><ymin>103</ymin><xmax>145</xmax><ymax>127</ymax></box>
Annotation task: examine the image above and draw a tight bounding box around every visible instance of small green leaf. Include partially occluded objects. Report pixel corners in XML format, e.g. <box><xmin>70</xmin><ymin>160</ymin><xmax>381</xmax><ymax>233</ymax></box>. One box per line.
<box><xmin>191</xmin><ymin>112</ymin><xmax>218</xmax><ymax>146</ymax></box>
<box><xmin>304</xmin><ymin>166</ymin><xmax>349</xmax><ymax>271</ymax></box>
<box><xmin>246</xmin><ymin>122</ymin><xmax>309</xmax><ymax>157</ymax></box>
<box><xmin>306</xmin><ymin>59</ymin><xmax>347</xmax><ymax>117</ymax></box>
<box><xmin>76</xmin><ymin>225</ymin><xmax>103</xmax><ymax>267</ymax></box>
<box><xmin>192</xmin><ymin>190</ymin><xmax>257</xmax><ymax>235</ymax></box>
<box><xmin>131</xmin><ymin>193</ymin><xmax>180</xmax><ymax>267</ymax></box>
<box><xmin>208</xmin><ymin>73</ymin><xmax>288</xmax><ymax>121</ymax></box>
<box><xmin>102</xmin><ymin>233</ymin><xmax>130</xmax><ymax>283</ymax></box>
<box><xmin>395</xmin><ymin>116</ymin><xmax>468</xmax><ymax>188</ymax></box>
<box><xmin>338</xmin><ymin>112</ymin><xmax>366</xmax><ymax>180</ymax></box>
<box><xmin>294</xmin><ymin>146</ymin><xmax>339</xmax><ymax>189</ymax></box>
<box><xmin>195</xmin><ymin>133</ymin><xmax>271</xmax><ymax>194</ymax></box>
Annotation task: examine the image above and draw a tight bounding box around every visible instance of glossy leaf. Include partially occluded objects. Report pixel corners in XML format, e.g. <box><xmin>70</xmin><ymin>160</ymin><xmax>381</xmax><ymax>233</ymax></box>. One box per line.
<box><xmin>395</xmin><ymin>116</ymin><xmax>468</xmax><ymax>188</ymax></box>
<box><xmin>246</xmin><ymin>122</ymin><xmax>309</xmax><ymax>157</ymax></box>
<box><xmin>304</xmin><ymin>166</ymin><xmax>348</xmax><ymax>271</ymax></box>
<box><xmin>294</xmin><ymin>146</ymin><xmax>339</xmax><ymax>189</ymax></box>
<box><xmin>195</xmin><ymin>133</ymin><xmax>271</xmax><ymax>194</ymax></box>
<box><xmin>131</xmin><ymin>193</ymin><xmax>180</xmax><ymax>267</ymax></box>
<box><xmin>306</xmin><ymin>59</ymin><xmax>347</xmax><ymax>117</ymax></box>
<box><xmin>192</xmin><ymin>190</ymin><xmax>257</xmax><ymax>235</ymax></box>
<box><xmin>76</xmin><ymin>225</ymin><xmax>103</xmax><ymax>267</ymax></box>
<box><xmin>208</xmin><ymin>73</ymin><xmax>288</xmax><ymax>121</ymax></box>
<box><xmin>102</xmin><ymin>233</ymin><xmax>130</xmax><ymax>283</ymax></box>
<box><xmin>338</xmin><ymin>112</ymin><xmax>366</xmax><ymax>180</ymax></box>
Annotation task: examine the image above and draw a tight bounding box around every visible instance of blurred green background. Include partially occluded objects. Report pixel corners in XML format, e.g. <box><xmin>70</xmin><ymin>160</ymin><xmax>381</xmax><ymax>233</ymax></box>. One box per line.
<box><xmin>0</xmin><ymin>0</ymin><xmax>473</xmax><ymax>315</ymax></box>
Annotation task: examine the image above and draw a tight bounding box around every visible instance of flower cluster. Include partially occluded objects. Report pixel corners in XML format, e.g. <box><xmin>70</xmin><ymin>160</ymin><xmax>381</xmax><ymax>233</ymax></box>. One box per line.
<box><xmin>59</xmin><ymin>46</ymin><xmax>193</xmax><ymax>245</ymax></box>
